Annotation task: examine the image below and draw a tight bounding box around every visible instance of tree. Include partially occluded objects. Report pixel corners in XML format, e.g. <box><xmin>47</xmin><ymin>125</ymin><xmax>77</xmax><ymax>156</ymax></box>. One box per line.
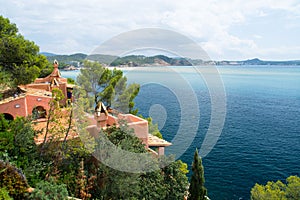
<box><xmin>76</xmin><ymin>60</ymin><xmax>140</xmax><ymax>114</ymax></box>
<box><xmin>188</xmin><ymin>149</ymin><xmax>207</xmax><ymax>200</ymax></box>
<box><xmin>285</xmin><ymin>176</ymin><xmax>300</xmax><ymax>199</ymax></box>
<box><xmin>162</xmin><ymin>158</ymin><xmax>189</xmax><ymax>200</ymax></box>
<box><xmin>0</xmin><ymin>16</ymin><xmax>48</xmax><ymax>86</ymax></box>
<box><xmin>88</xmin><ymin>125</ymin><xmax>147</xmax><ymax>199</ymax></box>
<box><xmin>251</xmin><ymin>175</ymin><xmax>300</xmax><ymax>200</ymax></box>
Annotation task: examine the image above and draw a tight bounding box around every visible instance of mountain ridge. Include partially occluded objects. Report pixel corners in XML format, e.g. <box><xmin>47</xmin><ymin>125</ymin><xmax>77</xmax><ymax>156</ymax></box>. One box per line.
<box><xmin>40</xmin><ymin>52</ymin><xmax>300</xmax><ymax>66</ymax></box>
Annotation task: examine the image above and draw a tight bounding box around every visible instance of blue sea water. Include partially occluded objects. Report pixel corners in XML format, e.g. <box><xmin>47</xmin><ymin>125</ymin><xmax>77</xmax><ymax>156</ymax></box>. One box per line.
<box><xmin>61</xmin><ymin>65</ymin><xmax>300</xmax><ymax>200</ymax></box>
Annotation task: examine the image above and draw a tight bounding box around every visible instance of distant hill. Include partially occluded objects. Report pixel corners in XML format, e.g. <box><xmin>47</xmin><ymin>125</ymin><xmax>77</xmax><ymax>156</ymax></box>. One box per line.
<box><xmin>216</xmin><ymin>58</ymin><xmax>300</xmax><ymax>66</ymax></box>
<box><xmin>40</xmin><ymin>52</ymin><xmax>57</xmax><ymax>57</ymax></box>
<box><xmin>46</xmin><ymin>53</ymin><xmax>87</xmax><ymax>63</ymax></box>
<box><xmin>42</xmin><ymin>53</ymin><xmax>87</xmax><ymax>68</ymax></box>
<box><xmin>41</xmin><ymin>52</ymin><xmax>300</xmax><ymax>67</ymax></box>
<box><xmin>108</xmin><ymin>55</ymin><xmax>192</xmax><ymax>66</ymax></box>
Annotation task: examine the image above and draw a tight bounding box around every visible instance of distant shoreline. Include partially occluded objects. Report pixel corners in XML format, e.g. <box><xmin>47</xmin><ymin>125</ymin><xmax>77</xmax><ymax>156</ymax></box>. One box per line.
<box><xmin>42</xmin><ymin>53</ymin><xmax>300</xmax><ymax>67</ymax></box>
<box><xmin>60</xmin><ymin>64</ymin><xmax>300</xmax><ymax>73</ymax></box>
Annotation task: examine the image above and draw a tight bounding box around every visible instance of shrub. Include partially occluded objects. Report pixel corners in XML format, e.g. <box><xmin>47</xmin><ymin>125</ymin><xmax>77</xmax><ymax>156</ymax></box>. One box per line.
<box><xmin>27</xmin><ymin>178</ymin><xmax>69</xmax><ymax>200</ymax></box>
<box><xmin>0</xmin><ymin>160</ymin><xmax>29</xmax><ymax>199</ymax></box>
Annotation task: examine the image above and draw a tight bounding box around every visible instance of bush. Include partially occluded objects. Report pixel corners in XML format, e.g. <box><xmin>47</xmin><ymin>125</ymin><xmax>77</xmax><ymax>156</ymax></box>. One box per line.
<box><xmin>0</xmin><ymin>161</ymin><xmax>29</xmax><ymax>199</ymax></box>
<box><xmin>27</xmin><ymin>178</ymin><xmax>69</xmax><ymax>200</ymax></box>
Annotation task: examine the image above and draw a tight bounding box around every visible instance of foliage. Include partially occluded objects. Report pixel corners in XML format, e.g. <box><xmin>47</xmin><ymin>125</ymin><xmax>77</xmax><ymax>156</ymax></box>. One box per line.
<box><xmin>0</xmin><ymin>161</ymin><xmax>29</xmax><ymax>199</ymax></box>
<box><xmin>251</xmin><ymin>175</ymin><xmax>300</xmax><ymax>200</ymax></box>
<box><xmin>84</xmin><ymin>125</ymin><xmax>189</xmax><ymax>200</ymax></box>
<box><xmin>38</xmin><ymin>64</ymin><xmax>53</xmax><ymax>78</ymax></box>
<box><xmin>188</xmin><ymin>149</ymin><xmax>207</xmax><ymax>200</ymax></box>
<box><xmin>138</xmin><ymin>169</ymin><xmax>167</xmax><ymax>200</ymax></box>
<box><xmin>67</xmin><ymin>77</ymin><xmax>75</xmax><ymax>84</ymax></box>
<box><xmin>146</xmin><ymin>117</ymin><xmax>163</xmax><ymax>139</ymax></box>
<box><xmin>0</xmin><ymin>70</ymin><xmax>12</xmax><ymax>90</ymax></box>
<box><xmin>0</xmin><ymin>187</ymin><xmax>12</xmax><ymax>200</ymax></box>
<box><xmin>0</xmin><ymin>114</ymin><xmax>12</xmax><ymax>155</ymax></box>
<box><xmin>0</xmin><ymin>15</ymin><xmax>49</xmax><ymax>86</ymax></box>
<box><xmin>27</xmin><ymin>178</ymin><xmax>69</xmax><ymax>200</ymax></box>
<box><xmin>162</xmin><ymin>157</ymin><xmax>189</xmax><ymax>200</ymax></box>
<box><xmin>0</xmin><ymin>102</ymin><xmax>189</xmax><ymax>200</ymax></box>
<box><xmin>0</xmin><ymin>115</ymin><xmax>45</xmax><ymax>186</ymax></box>
<box><xmin>77</xmin><ymin>60</ymin><xmax>140</xmax><ymax>114</ymax></box>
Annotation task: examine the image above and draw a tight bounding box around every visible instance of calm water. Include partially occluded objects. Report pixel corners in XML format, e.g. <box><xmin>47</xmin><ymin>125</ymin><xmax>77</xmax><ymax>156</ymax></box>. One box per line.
<box><xmin>62</xmin><ymin>65</ymin><xmax>300</xmax><ymax>200</ymax></box>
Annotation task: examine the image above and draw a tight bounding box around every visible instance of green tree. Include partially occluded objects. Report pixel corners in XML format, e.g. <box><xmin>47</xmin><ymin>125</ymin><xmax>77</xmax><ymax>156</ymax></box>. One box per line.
<box><xmin>251</xmin><ymin>175</ymin><xmax>300</xmax><ymax>200</ymax></box>
<box><xmin>77</xmin><ymin>60</ymin><xmax>140</xmax><ymax>114</ymax></box>
<box><xmin>0</xmin><ymin>16</ymin><xmax>48</xmax><ymax>86</ymax></box>
<box><xmin>67</xmin><ymin>77</ymin><xmax>75</xmax><ymax>84</ymax></box>
<box><xmin>188</xmin><ymin>149</ymin><xmax>207</xmax><ymax>200</ymax></box>
<box><xmin>285</xmin><ymin>176</ymin><xmax>300</xmax><ymax>199</ymax></box>
<box><xmin>162</xmin><ymin>158</ymin><xmax>189</xmax><ymax>200</ymax></box>
<box><xmin>89</xmin><ymin>125</ymin><xmax>147</xmax><ymax>199</ymax></box>
<box><xmin>138</xmin><ymin>169</ymin><xmax>167</xmax><ymax>200</ymax></box>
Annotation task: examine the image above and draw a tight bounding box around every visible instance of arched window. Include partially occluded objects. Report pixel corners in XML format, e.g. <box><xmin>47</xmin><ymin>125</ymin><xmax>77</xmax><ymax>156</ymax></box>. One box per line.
<box><xmin>2</xmin><ymin>113</ymin><xmax>14</xmax><ymax>121</ymax></box>
<box><xmin>32</xmin><ymin>106</ymin><xmax>47</xmax><ymax>119</ymax></box>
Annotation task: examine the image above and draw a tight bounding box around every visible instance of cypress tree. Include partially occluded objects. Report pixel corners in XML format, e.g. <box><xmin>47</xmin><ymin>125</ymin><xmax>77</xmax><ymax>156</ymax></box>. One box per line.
<box><xmin>188</xmin><ymin>148</ymin><xmax>207</xmax><ymax>200</ymax></box>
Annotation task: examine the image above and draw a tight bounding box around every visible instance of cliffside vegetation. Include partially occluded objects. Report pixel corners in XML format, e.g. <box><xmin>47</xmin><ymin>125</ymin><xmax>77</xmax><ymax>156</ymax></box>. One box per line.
<box><xmin>251</xmin><ymin>175</ymin><xmax>300</xmax><ymax>200</ymax></box>
<box><xmin>0</xmin><ymin>16</ymin><xmax>49</xmax><ymax>87</ymax></box>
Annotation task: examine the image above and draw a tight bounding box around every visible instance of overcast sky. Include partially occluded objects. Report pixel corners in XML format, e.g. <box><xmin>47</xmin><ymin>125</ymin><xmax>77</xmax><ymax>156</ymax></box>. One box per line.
<box><xmin>1</xmin><ymin>0</ymin><xmax>299</xmax><ymax>60</ymax></box>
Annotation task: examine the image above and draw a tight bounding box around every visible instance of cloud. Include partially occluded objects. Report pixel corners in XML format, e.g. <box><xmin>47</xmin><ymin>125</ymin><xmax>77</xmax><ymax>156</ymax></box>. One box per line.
<box><xmin>0</xmin><ymin>0</ymin><xmax>299</xmax><ymax>59</ymax></box>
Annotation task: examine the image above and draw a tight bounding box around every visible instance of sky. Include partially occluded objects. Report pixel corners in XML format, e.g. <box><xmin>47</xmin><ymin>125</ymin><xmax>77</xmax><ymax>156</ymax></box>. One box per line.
<box><xmin>0</xmin><ymin>0</ymin><xmax>300</xmax><ymax>60</ymax></box>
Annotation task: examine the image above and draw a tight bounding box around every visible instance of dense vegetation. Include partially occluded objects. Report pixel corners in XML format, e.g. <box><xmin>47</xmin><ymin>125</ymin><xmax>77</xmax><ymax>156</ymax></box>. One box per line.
<box><xmin>0</xmin><ymin>112</ymin><xmax>190</xmax><ymax>199</ymax></box>
<box><xmin>251</xmin><ymin>175</ymin><xmax>300</xmax><ymax>200</ymax></box>
<box><xmin>0</xmin><ymin>16</ymin><xmax>49</xmax><ymax>88</ymax></box>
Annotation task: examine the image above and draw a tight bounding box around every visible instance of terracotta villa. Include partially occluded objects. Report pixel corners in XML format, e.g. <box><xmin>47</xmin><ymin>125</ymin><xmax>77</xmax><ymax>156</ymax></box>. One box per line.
<box><xmin>0</xmin><ymin>61</ymin><xmax>171</xmax><ymax>156</ymax></box>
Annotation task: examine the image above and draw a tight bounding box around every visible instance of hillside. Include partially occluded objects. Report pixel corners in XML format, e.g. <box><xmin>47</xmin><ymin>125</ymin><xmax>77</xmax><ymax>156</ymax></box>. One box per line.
<box><xmin>41</xmin><ymin>52</ymin><xmax>300</xmax><ymax>67</ymax></box>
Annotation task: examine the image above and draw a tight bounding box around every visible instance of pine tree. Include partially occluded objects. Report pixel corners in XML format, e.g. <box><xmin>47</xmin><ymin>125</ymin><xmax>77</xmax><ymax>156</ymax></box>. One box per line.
<box><xmin>188</xmin><ymin>149</ymin><xmax>207</xmax><ymax>200</ymax></box>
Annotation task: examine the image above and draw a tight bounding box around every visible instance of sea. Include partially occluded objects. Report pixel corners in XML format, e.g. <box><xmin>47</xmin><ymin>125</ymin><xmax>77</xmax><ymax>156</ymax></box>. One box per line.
<box><xmin>61</xmin><ymin>65</ymin><xmax>300</xmax><ymax>200</ymax></box>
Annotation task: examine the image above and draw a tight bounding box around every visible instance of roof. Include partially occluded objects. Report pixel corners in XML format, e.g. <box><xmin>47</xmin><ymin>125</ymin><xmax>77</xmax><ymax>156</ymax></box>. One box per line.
<box><xmin>0</xmin><ymin>87</ymin><xmax>52</xmax><ymax>105</ymax></box>
<box><xmin>148</xmin><ymin>134</ymin><xmax>172</xmax><ymax>147</ymax></box>
<box><xmin>33</xmin><ymin>108</ymin><xmax>78</xmax><ymax>144</ymax></box>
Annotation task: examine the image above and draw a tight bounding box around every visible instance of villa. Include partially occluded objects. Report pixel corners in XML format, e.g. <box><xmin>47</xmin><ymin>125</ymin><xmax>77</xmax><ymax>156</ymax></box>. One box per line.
<box><xmin>0</xmin><ymin>61</ymin><xmax>171</xmax><ymax>156</ymax></box>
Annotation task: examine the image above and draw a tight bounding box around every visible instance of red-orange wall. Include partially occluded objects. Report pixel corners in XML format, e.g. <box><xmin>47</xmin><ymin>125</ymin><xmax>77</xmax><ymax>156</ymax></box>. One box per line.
<box><xmin>26</xmin><ymin>95</ymin><xmax>51</xmax><ymax>116</ymax></box>
<box><xmin>0</xmin><ymin>97</ymin><xmax>27</xmax><ymax>119</ymax></box>
<box><xmin>0</xmin><ymin>95</ymin><xmax>51</xmax><ymax>119</ymax></box>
